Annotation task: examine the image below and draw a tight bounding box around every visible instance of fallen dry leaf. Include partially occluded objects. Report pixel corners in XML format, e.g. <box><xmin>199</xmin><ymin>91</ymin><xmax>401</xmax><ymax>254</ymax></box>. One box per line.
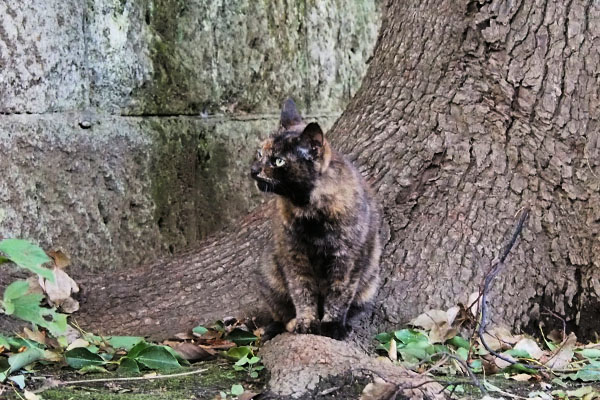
<box><xmin>566</xmin><ymin>386</ymin><xmax>600</xmax><ymax>398</ymax></box>
<box><xmin>467</xmin><ymin>291</ymin><xmax>481</xmax><ymax>317</ymax></box>
<box><xmin>492</xmin><ymin>352</ymin><xmax>517</xmax><ymax>369</ymax></box>
<box><xmin>194</xmin><ymin>330</ymin><xmax>223</xmax><ymax>341</ymax></box>
<box><xmin>360</xmin><ymin>377</ymin><xmax>397</xmax><ymax>400</ymax></box>
<box><xmin>173</xmin><ymin>332</ymin><xmax>195</xmax><ymax>340</ymax></box>
<box><xmin>509</xmin><ymin>373</ymin><xmax>533</xmax><ymax>381</ymax></box>
<box><xmin>410</xmin><ymin>306</ymin><xmax>460</xmax><ymax>343</ymax></box>
<box><xmin>23</xmin><ymin>327</ymin><xmax>47</xmax><ymax>346</ymax></box>
<box><xmin>47</xmin><ymin>250</ymin><xmax>71</xmax><ymax>269</ymax></box>
<box><xmin>513</xmin><ymin>338</ymin><xmax>545</xmax><ymax>360</ymax></box>
<box><xmin>197</xmin><ymin>339</ymin><xmax>236</xmax><ymax>351</ymax></box>
<box><xmin>544</xmin><ymin>332</ymin><xmax>576</xmax><ymax>369</ymax></box>
<box><xmin>38</xmin><ymin>267</ymin><xmax>80</xmax><ymax>313</ymax></box>
<box><xmin>429</xmin><ymin>323</ymin><xmax>457</xmax><ymax>344</ymax></box>
<box><xmin>24</xmin><ymin>391</ymin><xmax>42</xmax><ymax>400</ymax></box>
<box><xmin>480</xmin><ymin>326</ymin><xmax>523</xmax><ymax>351</ymax></box>
<box><xmin>388</xmin><ymin>338</ymin><xmax>397</xmax><ymax>361</ymax></box>
<box><xmin>43</xmin><ymin>350</ymin><xmax>63</xmax><ymax>362</ymax></box>
<box><xmin>239</xmin><ymin>391</ymin><xmax>259</xmax><ymax>400</ymax></box>
<box><xmin>481</xmin><ymin>358</ymin><xmax>500</xmax><ymax>375</ymax></box>
<box><xmin>547</xmin><ymin>329</ymin><xmax>565</xmax><ymax>344</ymax></box>
<box><xmin>25</xmin><ymin>276</ymin><xmax>45</xmax><ymax>295</ymax></box>
<box><xmin>165</xmin><ymin>341</ymin><xmax>216</xmax><ymax>361</ymax></box>
<box><xmin>410</xmin><ymin>309</ymin><xmax>448</xmax><ymax>330</ymax></box>
<box><xmin>66</xmin><ymin>338</ymin><xmax>90</xmax><ymax>351</ymax></box>
<box><xmin>446</xmin><ymin>306</ymin><xmax>460</xmax><ymax>325</ymax></box>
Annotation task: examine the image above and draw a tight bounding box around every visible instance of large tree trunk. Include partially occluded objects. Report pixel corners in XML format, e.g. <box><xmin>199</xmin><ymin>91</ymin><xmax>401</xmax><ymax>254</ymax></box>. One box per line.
<box><xmin>79</xmin><ymin>0</ymin><xmax>600</xmax><ymax>341</ymax></box>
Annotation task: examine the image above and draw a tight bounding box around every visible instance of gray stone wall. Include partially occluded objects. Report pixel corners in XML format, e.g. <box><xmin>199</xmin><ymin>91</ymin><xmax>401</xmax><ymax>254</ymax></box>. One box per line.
<box><xmin>0</xmin><ymin>0</ymin><xmax>380</xmax><ymax>270</ymax></box>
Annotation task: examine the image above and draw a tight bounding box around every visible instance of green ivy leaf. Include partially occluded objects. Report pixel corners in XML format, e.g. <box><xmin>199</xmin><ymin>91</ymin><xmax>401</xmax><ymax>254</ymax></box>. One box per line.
<box><xmin>211</xmin><ymin>320</ymin><xmax>225</xmax><ymax>333</ymax></box>
<box><xmin>399</xmin><ymin>347</ymin><xmax>428</xmax><ymax>361</ymax></box>
<box><xmin>579</xmin><ymin>349</ymin><xmax>600</xmax><ymax>360</ymax></box>
<box><xmin>0</xmin><ymin>239</ymin><xmax>54</xmax><ymax>282</ymax></box>
<box><xmin>117</xmin><ymin>357</ymin><xmax>140</xmax><ymax>374</ymax></box>
<box><xmin>135</xmin><ymin>346</ymin><xmax>181</xmax><ymax>371</ymax></box>
<box><xmin>456</xmin><ymin>347</ymin><xmax>469</xmax><ymax>361</ymax></box>
<box><xmin>0</xmin><ymin>336</ymin><xmax>9</xmax><ymax>349</ymax></box>
<box><xmin>248</xmin><ymin>356</ymin><xmax>260</xmax><ymax>365</ymax></box>
<box><xmin>126</xmin><ymin>341</ymin><xmax>152</xmax><ymax>359</ymax></box>
<box><xmin>470</xmin><ymin>359</ymin><xmax>482</xmax><ymax>373</ymax></box>
<box><xmin>505</xmin><ymin>348</ymin><xmax>531</xmax><ymax>358</ymax></box>
<box><xmin>235</xmin><ymin>356</ymin><xmax>249</xmax><ymax>366</ymax></box>
<box><xmin>65</xmin><ymin>348</ymin><xmax>106</xmax><ymax>369</ymax></box>
<box><xmin>447</xmin><ymin>335</ymin><xmax>470</xmax><ymax>350</ymax></box>
<box><xmin>231</xmin><ymin>384</ymin><xmax>244</xmax><ymax>396</ymax></box>
<box><xmin>106</xmin><ymin>336</ymin><xmax>144</xmax><ymax>352</ymax></box>
<box><xmin>3</xmin><ymin>281</ymin><xmax>30</xmax><ymax>303</ymax></box>
<box><xmin>564</xmin><ymin>363</ymin><xmax>600</xmax><ymax>382</ymax></box>
<box><xmin>5</xmin><ymin>291</ymin><xmax>67</xmax><ymax>336</ymax></box>
<box><xmin>8</xmin><ymin>374</ymin><xmax>25</xmax><ymax>389</ymax></box>
<box><xmin>433</xmin><ymin>344</ymin><xmax>450</xmax><ymax>354</ymax></box>
<box><xmin>8</xmin><ymin>346</ymin><xmax>45</xmax><ymax>372</ymax></box>
<box><xmin>375</xmin><ymin>332</ymin><xmax>393</xmax><ymax>343</ymax></box>
<box><xmin>226</xmin><ymin>346</ymin><xmax>252</xmax><ymax>361</ymax></box>
<box><xmin>226</xmin><ymin>329</ymin><xmax>258</xmax><ymax>346</ymax></box>
<box><xmin>394</xmin><ymin>329</ymin><xmax>428</xmax><ymax>345</ymax></box>
<box><xmin>0</xmin><ymin>357</ymin><xmax>9</xmax><ymax>382</ymax></box>
<box><xmin>4</xmin><ymin>337</ymin><xmax>43</xmax><ymax>352</ymax></box>
<box><xmin>192</xmin><ymin>326</ymin><xmax>208</xmax><ymax>335</ymax></box>
<box><xmin>376</xmin><ymin>342</ymin><xmax>391</xmax><ymax>352</ymax></box>
<box><xmin>162</xmin><ymin>345</ymin><xmax>190</xmax><ymax>366</ymax></box>
<box><xmin>78</xmin><ymin>365</ymin><xmax>108</xmax><ymax>375</ymax></box>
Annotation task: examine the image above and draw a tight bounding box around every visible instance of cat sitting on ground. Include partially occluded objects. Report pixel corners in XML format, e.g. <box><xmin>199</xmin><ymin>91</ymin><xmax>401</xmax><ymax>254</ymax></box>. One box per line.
<box><xmin>250</xmin><ymin>99</ymin><xmax>382</xmax><ymax>340</ymax></box>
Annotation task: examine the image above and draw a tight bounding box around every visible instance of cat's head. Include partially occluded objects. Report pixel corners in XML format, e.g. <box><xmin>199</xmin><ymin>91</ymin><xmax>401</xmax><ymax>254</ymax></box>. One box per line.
<box><xmin>250</xmin><ymin>99</ymin><xmax>331</xmax><ymax>205</ymax></box>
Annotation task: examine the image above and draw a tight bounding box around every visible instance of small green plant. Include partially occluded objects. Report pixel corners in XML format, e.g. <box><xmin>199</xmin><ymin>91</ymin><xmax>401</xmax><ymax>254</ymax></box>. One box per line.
<box><xmin>220</xmin><ymin>383</ymin><xmax>245</xmax><ymax>398</ymax></box>
<box><xmin>234</xmin><ymin>354</ymin><xmax>264</xmax><ymax>378</ymax></box>
<box><xmin>226</xmin><ymin>345</ymin><xmax>264</xmax><ymax>378</ymax></box>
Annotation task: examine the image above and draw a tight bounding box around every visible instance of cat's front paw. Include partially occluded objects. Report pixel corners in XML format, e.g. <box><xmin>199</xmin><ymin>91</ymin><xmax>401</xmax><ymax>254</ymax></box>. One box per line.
<box><xmin>320</xmin><ymin>320</ymin><xmax>349</xmax><ymax>340</ymax></box>
<box><xmin>287</xmin><ymin>317</ymin><xmax>320</xmax><ymax>334</ymax></box>
<box><xmin>261</xmin><ymin>321</ymin><xmax>286</xmax><ymax>342</ymax></box>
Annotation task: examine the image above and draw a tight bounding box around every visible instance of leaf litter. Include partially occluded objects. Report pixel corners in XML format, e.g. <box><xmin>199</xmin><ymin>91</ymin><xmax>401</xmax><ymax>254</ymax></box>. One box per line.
<box><xmin>1</xmin><ymin>240</ymin><xmax>265</xmax><ymax>398</ymax></box>
<box><xmin>375</xmin><ymin>294</ymin><xmax>600</xmax><ymax>399</ymax></box>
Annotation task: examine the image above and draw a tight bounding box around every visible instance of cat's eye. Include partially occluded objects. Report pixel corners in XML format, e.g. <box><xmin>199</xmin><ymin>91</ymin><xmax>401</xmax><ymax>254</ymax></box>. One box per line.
<box><xmin>256</xmin><ymin>150</ymin><xmax>263</xmax><ymax>160</ymax></box>
<box><xmin>274</xmin><ymin>157</ymin><xmax>286</xmax><ymax>167</ymax></box>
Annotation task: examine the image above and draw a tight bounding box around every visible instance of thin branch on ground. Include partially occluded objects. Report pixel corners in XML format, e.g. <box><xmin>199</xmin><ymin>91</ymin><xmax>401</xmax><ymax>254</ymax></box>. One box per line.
<box><xmin>476</xmin><ymin>208</ymin><xmax>552</xmax><ymax>372</ymax></box>
<box><xmin>31</xmin><ymin>367</ymin><xmax>208</xmax><ymax>388</ymax></box>
<box><xmin>434</xmin><ymin>352</ymin><xmax>486</xmax><ymax>395</ymax></box>
<box><xmin>439</xmin><ymin>380</ymin><xmax>484</xmax><ymax>399</ymax></box>
<box><xmin>541</xmin><ymin>307</ymin><xmax>567</xmax><ymax>341</ymax></box>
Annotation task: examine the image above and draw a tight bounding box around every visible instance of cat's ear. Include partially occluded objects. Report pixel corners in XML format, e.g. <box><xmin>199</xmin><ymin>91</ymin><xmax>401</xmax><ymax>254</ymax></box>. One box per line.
<box><xmin>280</xmin><ymin>98</ymin><xmax>303</xmax><ymax>129</ymax></box>
<box><xmin>302</xmin><ymin>122</ymin><xmax>325</xmax><ymax>156</ymax></box>
<box><xmin>301</xmin><ymin>122</ymin><xmax>324</xmax><ymax>149</ymax></box>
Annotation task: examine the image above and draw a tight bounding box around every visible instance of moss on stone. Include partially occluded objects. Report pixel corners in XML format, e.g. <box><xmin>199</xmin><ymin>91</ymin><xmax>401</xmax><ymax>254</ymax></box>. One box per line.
<box><xmin>10</xmin><ymin>360</ymin><xmax>264</xmax><ymax>400</ymax></box>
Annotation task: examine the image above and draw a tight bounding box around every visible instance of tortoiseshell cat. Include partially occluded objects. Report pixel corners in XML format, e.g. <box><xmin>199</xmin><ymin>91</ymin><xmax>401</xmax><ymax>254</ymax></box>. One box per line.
<box><xmin>250</xmin><ymin>99</ymin><xmax>381</xmax><ymax>340</ymax></box>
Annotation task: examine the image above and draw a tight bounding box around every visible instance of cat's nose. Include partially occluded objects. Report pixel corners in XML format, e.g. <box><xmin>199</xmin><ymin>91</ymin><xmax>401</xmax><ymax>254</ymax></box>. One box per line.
<box><xmin>250</xmin><ymin>164</ymin><xmax>261</xmax><ymax>177</ymax></box>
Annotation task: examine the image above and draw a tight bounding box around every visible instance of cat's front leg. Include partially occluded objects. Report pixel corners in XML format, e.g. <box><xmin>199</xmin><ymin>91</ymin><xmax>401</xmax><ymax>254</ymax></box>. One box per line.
<box><xmin>280</xmin><ymin>251</ymin><xmax>320</xmax><ymax>334</ymax></box>
<box><xmin>322</xmin><ymin>256</ymin><xmax>361</xmax><ymax>340</ymax></box>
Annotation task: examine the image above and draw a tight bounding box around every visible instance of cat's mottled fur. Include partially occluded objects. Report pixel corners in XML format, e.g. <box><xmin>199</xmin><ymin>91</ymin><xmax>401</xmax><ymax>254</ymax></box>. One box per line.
<box><xmin>250</xmin><ymin>99</ymin><xmax>381</xmax><ymax>340</ymax></box>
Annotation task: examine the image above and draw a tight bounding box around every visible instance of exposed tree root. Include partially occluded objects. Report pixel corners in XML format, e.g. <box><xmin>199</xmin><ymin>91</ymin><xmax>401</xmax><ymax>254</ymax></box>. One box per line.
<box><xmin>260</xmin><ymin>333</ymin><xmax>445</xmax><ymax>399</ymax></box>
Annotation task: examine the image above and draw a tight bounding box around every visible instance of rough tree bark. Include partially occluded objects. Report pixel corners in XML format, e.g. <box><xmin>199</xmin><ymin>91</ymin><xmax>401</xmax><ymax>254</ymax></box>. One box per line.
<box><xmin>79</xmin><ymin>0</ymin><xmax>599</xmax><ymax>343</ymax></box>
